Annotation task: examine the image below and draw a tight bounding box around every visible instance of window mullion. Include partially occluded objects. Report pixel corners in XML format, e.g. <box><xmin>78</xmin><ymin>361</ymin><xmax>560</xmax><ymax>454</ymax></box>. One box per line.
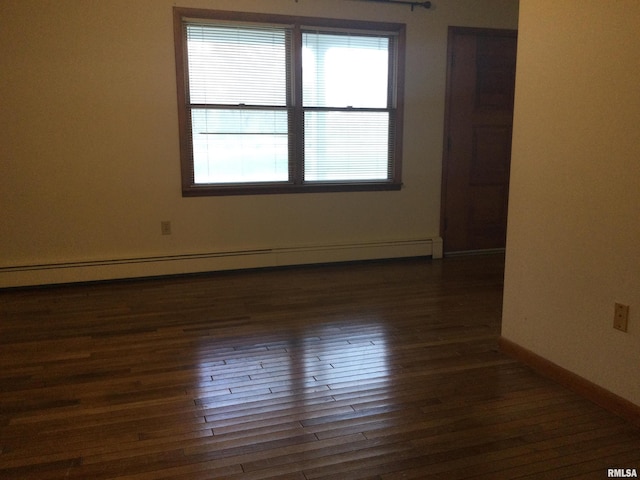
<box><xmin>290</xmin><ymin>24</ymin><xmax>304</xmax><ymax>185</ymax></box>
<box><xmin>387</xmin><ymin>36</ymin><xmax>397</xmax><ymax>181</ymax></box>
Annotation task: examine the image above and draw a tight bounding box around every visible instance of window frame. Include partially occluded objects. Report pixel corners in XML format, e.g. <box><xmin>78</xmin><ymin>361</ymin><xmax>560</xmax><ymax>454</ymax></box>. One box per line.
<box><xmin>173</xmin><ymin>8</ymin><xmax>406</xmax><ymax>196</ymax></box>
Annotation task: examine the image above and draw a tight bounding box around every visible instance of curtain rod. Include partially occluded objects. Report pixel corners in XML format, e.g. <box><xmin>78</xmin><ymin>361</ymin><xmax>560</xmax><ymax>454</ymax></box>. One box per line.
<box><xmin>358</xmin><ymin>0</ymin><xmax>432</xmax><ymax>11</ymax></box>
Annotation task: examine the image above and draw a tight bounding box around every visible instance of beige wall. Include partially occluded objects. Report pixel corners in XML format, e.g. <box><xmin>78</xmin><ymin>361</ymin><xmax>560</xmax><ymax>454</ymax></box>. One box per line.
<box><xmin>502</xmin><ymin>1</ymin><xmax>640</xmax><ymax>405</ymax></box>
<box><xmin>0</xmin><ymin>0</ymin><xmax>518</xmax><ymax>286</ymax></box>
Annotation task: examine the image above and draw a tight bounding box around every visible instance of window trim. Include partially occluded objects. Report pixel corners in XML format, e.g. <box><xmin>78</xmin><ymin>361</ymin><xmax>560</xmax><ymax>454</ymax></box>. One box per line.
<box><xmin>173</xmin><ymin>8</ymin><xmax>406</xmax><ymax>196</ymax></box>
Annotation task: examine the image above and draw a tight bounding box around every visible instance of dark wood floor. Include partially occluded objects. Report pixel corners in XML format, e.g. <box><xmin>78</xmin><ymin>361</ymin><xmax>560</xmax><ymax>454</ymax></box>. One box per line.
<box><xmin>1</xmin><ymin>255</ymin><xmax>639</xmax><ymax>479</ymax></box>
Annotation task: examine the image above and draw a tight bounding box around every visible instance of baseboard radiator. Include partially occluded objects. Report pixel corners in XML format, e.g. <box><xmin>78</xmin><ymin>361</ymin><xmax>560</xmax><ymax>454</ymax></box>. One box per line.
<box><xmin>0</xmin><ymin>237</ymin><xmax>442</xmax><ymax>288</ymax></box>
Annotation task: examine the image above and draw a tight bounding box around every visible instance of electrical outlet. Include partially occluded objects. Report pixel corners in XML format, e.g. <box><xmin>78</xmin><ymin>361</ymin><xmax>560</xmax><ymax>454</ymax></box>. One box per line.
<box><xmin>161</xmin><ymin>221</ymin><xmax>172</xmax><ymax>235</ymax></box>
<box><xmin>613</xmin><ymin>303</ymin><xmax>629</xmax><ymax>332</ymax></box>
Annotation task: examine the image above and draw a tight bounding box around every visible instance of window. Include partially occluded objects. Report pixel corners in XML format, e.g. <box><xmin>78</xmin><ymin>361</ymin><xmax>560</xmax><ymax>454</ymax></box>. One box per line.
<box><xmin>174</xmin><ymin>8</ymin><xmax>405</xmax><ymax>196</ymax></box>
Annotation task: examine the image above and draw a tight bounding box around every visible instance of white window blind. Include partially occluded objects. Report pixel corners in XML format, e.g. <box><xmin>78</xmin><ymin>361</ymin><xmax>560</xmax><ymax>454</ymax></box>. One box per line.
<box><xmin>186</xmin><ymin>23</ymin><xmax>290</xmax><ymax>184</ymax></box>
<box><xmin>186</xmin><ymin>24</ymin><xmax>288</xmax><ymax>105</ymax></box>
<box><xmin>302</xmin><ymin>31</ymin><xmax>393</xmax><ymax>181</ymax></box>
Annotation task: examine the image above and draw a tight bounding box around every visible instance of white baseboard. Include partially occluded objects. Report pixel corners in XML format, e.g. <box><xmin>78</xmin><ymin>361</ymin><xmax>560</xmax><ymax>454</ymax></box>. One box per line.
<box><xmin>0</xmin><ymin>237</ymin><xmax>442</xmax><ymax>288</ymax></box>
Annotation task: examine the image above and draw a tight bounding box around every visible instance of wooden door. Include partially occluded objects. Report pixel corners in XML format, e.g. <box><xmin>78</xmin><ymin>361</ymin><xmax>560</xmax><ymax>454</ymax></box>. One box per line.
<box><xmin>441</xmin><ymin>27</ymin><xmax>517</xmax><ymax>254</ymax></box>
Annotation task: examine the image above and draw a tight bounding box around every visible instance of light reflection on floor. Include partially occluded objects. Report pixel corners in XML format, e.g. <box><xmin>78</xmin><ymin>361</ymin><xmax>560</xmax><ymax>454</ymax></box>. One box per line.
<box><xmin>192</xmin><ymin>319</ymin><xmax>391</xmax><ymax>431</ymax></box>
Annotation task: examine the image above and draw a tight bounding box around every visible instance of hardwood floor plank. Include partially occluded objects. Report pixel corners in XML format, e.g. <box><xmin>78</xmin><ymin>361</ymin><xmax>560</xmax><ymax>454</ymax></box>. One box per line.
<box><xmin>1</xmin><ymin>255</ymin><xmax>638</xmax><ymax>479</ymax></box>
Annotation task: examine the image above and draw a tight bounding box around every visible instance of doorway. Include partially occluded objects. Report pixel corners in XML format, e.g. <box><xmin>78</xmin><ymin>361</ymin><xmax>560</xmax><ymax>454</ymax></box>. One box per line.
<box><xmin>441</xmin><ymin>27</ymin><xmax>517</xmax><ymax>254</ymax></box>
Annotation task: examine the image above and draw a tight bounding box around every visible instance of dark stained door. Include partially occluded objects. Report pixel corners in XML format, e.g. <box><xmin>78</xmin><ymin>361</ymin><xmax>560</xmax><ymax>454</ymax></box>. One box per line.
<box><xmin>441</xmin><ymin>27</ymin><xmax>517</xmax><ymax>254</ymax></box>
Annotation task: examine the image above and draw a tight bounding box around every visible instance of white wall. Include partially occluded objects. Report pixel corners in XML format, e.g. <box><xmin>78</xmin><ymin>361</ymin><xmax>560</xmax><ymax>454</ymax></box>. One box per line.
<box><xmin>0</xmin><ymin>0</ymin><xmax>518</xmax><ymax>286</ymax></box>
<box><xmin>502</xmin><ymin>1</ymin><xmax>640</xmax><ymax>405</ymax></box>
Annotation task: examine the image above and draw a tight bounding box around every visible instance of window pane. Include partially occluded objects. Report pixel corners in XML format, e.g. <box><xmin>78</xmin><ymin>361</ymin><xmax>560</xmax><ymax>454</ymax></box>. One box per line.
<box><xmin>303</xmin><ymin>32</ymin><xmax>389</xmax><ymax>108</ymax></box>
<box><xmin>304</xmin><ymin>111</ymin><xmax>390</xmax><ymax>181</ymax></box>
<box><xmin>186</xmin><ymin>24</ymin><xmax>288</xmax><ymax>106</ymax></box>
<box><xmin>191</xmin><ymin>109</ymin><xmax>289</xmax><ymax>184</ymax></box>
